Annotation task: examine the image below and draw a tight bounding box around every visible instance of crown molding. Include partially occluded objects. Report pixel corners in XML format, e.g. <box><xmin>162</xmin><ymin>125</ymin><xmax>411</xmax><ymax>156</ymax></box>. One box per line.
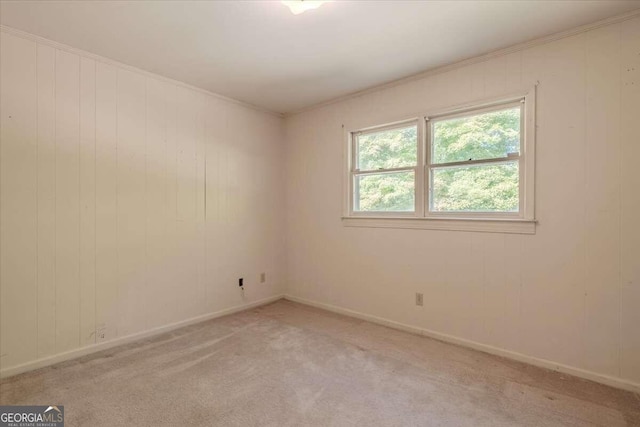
<box><xmin>284</xmin><ymin>8</ymin><xmax>640</xmax><ymax>117</ymax></box>
<box><xmin>0</xmin><ymin>24</ymin><xmax>284</xmax><ymax>118</ymax></box>
<box><xmin>2</xmin><ymin>7</ymin><xmax>639</xmax><ymax>119</ymax></box>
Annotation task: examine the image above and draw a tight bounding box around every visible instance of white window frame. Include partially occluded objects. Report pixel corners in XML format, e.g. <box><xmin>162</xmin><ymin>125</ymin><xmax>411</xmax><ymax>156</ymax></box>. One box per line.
<box><xmin>343</xmin><ymin>87</ymin><xmax>537</xmax><ymax>234</ymax></box>
<box><xmin>349</xmin><ymin>119</ymin><xmax>422</xmax><ymax>217</ymax></box>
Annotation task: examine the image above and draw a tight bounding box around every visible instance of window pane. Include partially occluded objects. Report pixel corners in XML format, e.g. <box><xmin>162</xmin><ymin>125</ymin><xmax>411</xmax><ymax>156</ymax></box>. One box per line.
<box><xmin>431</xmin><ymin>161</ymin><xmax>519</xmax><ymax>212</ymax></box>
<box><xmin>355</xmin><ymin>171</ymin><xmax>415</xmax><ymax>212</ymax></box>
<box><xmin>357</xmin><ymin>125</ymin><xmax>417</xmax><ymax>171</ymax></box>
<box><xmin>432</xmin><ymin>106</ymin><xmax>520</xmax><ymax>164</ymax></box>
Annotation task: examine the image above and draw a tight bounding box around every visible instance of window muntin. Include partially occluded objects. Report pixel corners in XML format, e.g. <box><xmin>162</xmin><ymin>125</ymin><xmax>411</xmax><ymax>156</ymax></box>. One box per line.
<box><xmin>428</xmin><ymin>102</ymin><xmax>524</xmax><ymax>216</ymax></box>
<box><xmin>352</xmin><ymin>122</ymin><xmax>418</xmax><ymax>213</ymax></box>
<box><xmin>347</xmin><ymin>93</ymin><xmax>534</xmax><ymax>224</ymax></box>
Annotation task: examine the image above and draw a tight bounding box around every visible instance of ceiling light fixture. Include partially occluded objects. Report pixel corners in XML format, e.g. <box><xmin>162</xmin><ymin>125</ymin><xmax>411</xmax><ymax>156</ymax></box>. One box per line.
<box><xmin>282</xmin><ymin>1</ymin><xmax>329</xmax><ymax>15</ymax></box>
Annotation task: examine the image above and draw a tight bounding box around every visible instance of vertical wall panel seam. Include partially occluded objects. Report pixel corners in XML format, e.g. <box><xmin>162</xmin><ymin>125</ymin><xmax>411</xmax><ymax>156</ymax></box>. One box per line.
<box><xmin>78</xmin><ymin>53</ymin><xmax>81</xmax><ymax>346</ymax></box>
<box><xmin>195</xmin><ymin>99</ymin><xmax>198</xmax><ymax>307</ymax></box>
<box><xmin>617</xmin><ymin>25</ymin><xmax>623</xmax><ymax>379</ymax></box>
<box><xmin>204</xmin><ymin>98</ymin><xmax>208</xmax><ymax>310</ymax></box>
<box><xmin>516</xmin><ymin>40</ymin><xmax>523</xmax><ymax>353</ymax></box>
<box><xmin>163</xmin><ymin>84</ymin><xmax>168</xmax><ymax>323</ymax></box>
<box><xmin>582</xmin><ymin>33</ymin><xmax>588</xmax><ymax>371</ymax></box>
<box><xmin>204</xmin><ymin>98</ymin><xmax>208</xmax><ymax>308</ymax></box>
<box><xmin>516</xmin><ymin>55</ymin><xmax>523</xmax><ymax>353</ymax></box>
<box><xmin>144</xmin><ymin>77</ymin><xmax>148</xmax><ymax>331</ymax></box>
<box><xmin>0</xmin><ymin>33</ymin><xmax>2</xmax><ymax>372</ymax></box>
<box><xmin>53</xmin><ymin>47</ymin><xmax>57</xmax><ymax>353</ymax></box>
<box><xmin>175</xmin><ymin>86</ymin><xmax>178</xmax><ymax>223</ymax></box>
<box><xmin>93</xmin><ymin>59</ymin><xmax>97</xmax><ymax>345</ymax></box>
<box><xmin>197</xmin><ymin>98</ymin><xmax>201</xmax><ymax>310</ymax></box>
<box><xmin>35</xmin><ymin>42</ymin><xmax>40</xmax><ymax>357</ymax></box>
<box><xmin>517</xmin><ymin>236</ymin><xmax>523</xmax><ymax>353</ymax></box>
<box><xmin>115</xmin><ymin>69</ymin><xmax>119</xmax><ymax>338</ymax></box>
<box><xmin>0</xmin><ymin>34</ymin><xmax>2</xmax><ymax>372</ymax></box>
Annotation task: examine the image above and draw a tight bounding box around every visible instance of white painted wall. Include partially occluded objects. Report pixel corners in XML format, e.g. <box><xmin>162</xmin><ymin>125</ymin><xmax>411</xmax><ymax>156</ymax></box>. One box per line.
<box><xmin>0</xmin><ymin>29</ymin><xmax>286</xmax><ymax>374</ymax></box>
<box><xmin>2</xmin><ymin>15</ymin><xmax>639</xmax><ymax>392</ymax></box>
<box><xmin>285</xmin><ymin>17</ymin><xmax>640</xmax><ymax>388</ymax></box>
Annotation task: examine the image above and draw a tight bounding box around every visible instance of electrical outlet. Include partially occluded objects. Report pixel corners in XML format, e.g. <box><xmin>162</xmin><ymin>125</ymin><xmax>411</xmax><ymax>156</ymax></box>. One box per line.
<box><xmin>260</xmin><ymin>272</ymin><xmax>266</xmax><ymax>283</ymax></box>
<box><xmin>415</xmin><ymin>293</ymin><xmax>423</xmax><ymax>306</ymax></box>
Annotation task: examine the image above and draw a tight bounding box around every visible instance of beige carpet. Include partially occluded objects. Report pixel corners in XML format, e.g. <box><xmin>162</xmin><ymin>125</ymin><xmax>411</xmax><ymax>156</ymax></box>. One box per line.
<box><xmin>1</xmin><ymin>299</ymin><xmax>639</xmax><ymax>426</ymax></box>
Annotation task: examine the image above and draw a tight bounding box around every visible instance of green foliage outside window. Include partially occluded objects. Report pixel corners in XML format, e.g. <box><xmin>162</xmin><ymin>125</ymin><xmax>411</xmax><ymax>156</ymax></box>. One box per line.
<box><xmin>356</xmin><ymin>126</ymin><xmax>416</xmax><ymax>211</ymax></box>
<box><xmin>356</xmin><ymin>171</ymin><xmax>414</xmax><ymax>212</ymax></box>
<box><xmin>432</xmin><ymin>108</ymin><xmax>520</xmax><ymax>164</ymax></box>
<box><xmin>431</xmin><ymin>162</ymin><xmax>518</xmax><ymax>212</ymax></box>
<box><xmin>354</xmin><ymin>107</ymin><xmax>521</xmax><ymax>213</ymax></box>
<box><xmin>431</xmin><ymin>107</ymin><xmax>520</xmax><ymax>212</ymax></box>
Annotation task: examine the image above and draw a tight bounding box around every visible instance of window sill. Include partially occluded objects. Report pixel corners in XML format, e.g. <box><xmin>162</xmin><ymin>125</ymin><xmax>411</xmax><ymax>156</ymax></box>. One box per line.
<box><xmin>341</xmin><ymin>216</ymin><xmax>536</xmax><ymax>234</ymax></box>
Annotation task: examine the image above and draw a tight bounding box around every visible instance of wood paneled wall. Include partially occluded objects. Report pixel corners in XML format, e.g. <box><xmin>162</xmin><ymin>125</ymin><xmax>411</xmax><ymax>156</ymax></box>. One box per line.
<box><xmin>0</xmin><ymin>30</ymin><xmax>286</xmax><ymax>372</ymax></box>
<box><xmin>285</xmin><ymin>17</ymin><xmax>640</xmax><ymax>387</ymax></box>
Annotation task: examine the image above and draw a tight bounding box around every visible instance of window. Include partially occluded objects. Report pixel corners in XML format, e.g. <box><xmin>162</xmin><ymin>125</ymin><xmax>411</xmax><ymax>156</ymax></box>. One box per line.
<box><xmin>428</xmin><ymin>103</ymin><xmax>522</xmax><ymax>215</ymax></box>
<box><xmin>345</xmin><ymin>90</ymin><xmax>536</xmax><ymax>233</ymax></box>
<box><xmin>352</xmin><ymin>121</ymin><xmax>419</xmax><ymax>213</ymax></box>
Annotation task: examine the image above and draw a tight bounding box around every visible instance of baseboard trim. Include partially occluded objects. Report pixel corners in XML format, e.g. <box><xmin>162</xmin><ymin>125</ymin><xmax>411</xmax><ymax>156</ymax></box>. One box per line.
<box><xmin>1</xmin><ymin>294</ymin><xmax>284</xmax><ymax>379</ymax></box>
<box><xmin>284</xmin><ymin>294</ymin><xmax>640</xmax><ymax>394</ymax></box>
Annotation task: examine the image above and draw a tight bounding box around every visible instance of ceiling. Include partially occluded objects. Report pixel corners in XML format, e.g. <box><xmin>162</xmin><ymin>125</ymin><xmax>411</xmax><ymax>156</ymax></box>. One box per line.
<box><xmin>1</xmin><ymin>1</ymin><xmax>638</xmax><ymax>114</ymax></box>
